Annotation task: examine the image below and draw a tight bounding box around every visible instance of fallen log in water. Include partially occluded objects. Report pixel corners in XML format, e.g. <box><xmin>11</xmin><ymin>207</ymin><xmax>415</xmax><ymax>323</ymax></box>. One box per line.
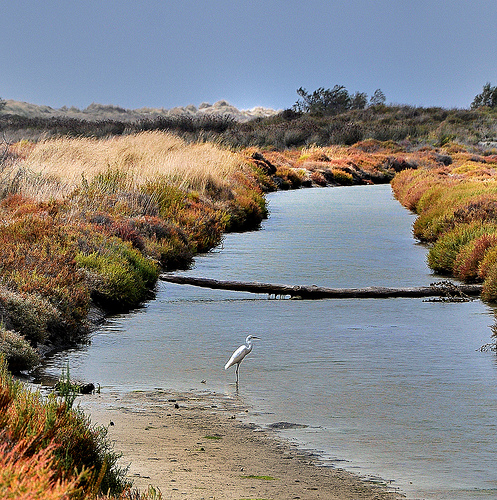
<box><xmin>160</xmin><ymin>275</ymin><xmax>482</xmax><ymax>300</ymax></box>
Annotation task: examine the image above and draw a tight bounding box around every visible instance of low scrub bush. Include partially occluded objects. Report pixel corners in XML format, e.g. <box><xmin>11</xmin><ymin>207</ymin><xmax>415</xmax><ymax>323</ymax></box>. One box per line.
<box><xmin>0</xmin><ymin>287</ymin><xmax>61</xmax><ymax>346</ymax></box>
<box><xmin>309</xmin><ymin>170</ymin><xmax>328</xmax><ymax>186</ymax></box>
<box><xmin>391</xmin><ymin>169</ymin><xmax>431</xmax><ymax>211</ymax></box>
<box><xmin>0</xmin><ymin>211</ymin><xmax>91</xmax><ymax>335</ymax></box>
<box><xmin>131</xmin><ymin>216</ymin><xmax>193</xmax><ymax>269</ymax></box>
<box><xmin>274</xmin><ymin>166</ymin><xmax>305</xmax><ymax>189</ymax></box>
<box><xmin>0</xmin><ymin>328</ymin><xmax>40</xmax><ymax>372</ymax></box>
<box><xmin>452</xmin><ymin>196</ymin><xmax>497</xmax><ymax>225</ymax></box>
<box><xmin>330</xmin><ymin>168</ymin><xmax>354</xmax><ymax>185</ymax></box>
<box><xmin>482</xmin><ymin>257</ymin><xmax>497</xmax><ymax>302</ymax></box>
<box><xmin>478</xmin><ymin>246</ymin><xmax>497</xmax><ymax>281</ymax></box>
<box><xmin>0</xmin><ymin>440</ymin><xmax>80</xmax><ymax>500</ymax></box>
<box><xmin>225</xmin><ymin>190</ymin><xmax>267</xmax><ymax>231</ymax></box>
<box><xmin>173</xmin><ymin>200</ymin><xmax>227</xmax><ymax>253</ymax></box>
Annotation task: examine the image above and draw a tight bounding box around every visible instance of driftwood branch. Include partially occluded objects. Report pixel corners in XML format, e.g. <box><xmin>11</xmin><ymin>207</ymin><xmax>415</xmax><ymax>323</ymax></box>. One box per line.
<box><xmin>160</xmin><ymin>275</ymin><xmax>482</xmax><ymax>300</ymax></box>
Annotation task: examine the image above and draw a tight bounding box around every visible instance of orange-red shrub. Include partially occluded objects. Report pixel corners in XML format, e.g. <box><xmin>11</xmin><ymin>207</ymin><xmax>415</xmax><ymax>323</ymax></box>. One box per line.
<box><xmin>454</xmin><ymin>234</ymin><xmax>497</xmax><ymax>281</ymax></box>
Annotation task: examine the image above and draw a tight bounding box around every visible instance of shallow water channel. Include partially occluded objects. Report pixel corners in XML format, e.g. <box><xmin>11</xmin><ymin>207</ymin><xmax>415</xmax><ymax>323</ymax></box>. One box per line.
<box><xmin>44</xmin><ymin>184</ymin><xmax>497</xmax><ymax>499</ymax></box>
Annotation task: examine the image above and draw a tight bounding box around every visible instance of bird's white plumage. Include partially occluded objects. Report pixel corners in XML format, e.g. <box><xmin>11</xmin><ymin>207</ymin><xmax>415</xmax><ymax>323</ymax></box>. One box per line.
<box><xmin>224</xmin><ymin>343</ymin><xmax>251</xmax><ymax>370</ymax></box>
<box><xmin>224</xmin><ymin>335</ymin><xmax>259</xmax><ymax>382</ymax></box>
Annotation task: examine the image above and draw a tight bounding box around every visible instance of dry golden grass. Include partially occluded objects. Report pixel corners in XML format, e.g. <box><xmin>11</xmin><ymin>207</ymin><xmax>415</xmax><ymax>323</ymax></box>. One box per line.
<box><xmin>18</xmin><ymin>131</ymin><xmax>244</xmax><ymax>199</ymax></box>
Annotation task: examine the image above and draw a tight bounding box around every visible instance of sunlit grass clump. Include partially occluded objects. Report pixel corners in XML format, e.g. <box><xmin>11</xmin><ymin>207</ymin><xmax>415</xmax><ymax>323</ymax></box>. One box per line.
<box><xmin>0</xmin><ymin>356</ymin><xmax>128</xmax><ymax>497</ymax></box>
<box><xmin>0</xmin><ymin>355</ymin><xmax>169</xmax><ymax>498</ymax></box>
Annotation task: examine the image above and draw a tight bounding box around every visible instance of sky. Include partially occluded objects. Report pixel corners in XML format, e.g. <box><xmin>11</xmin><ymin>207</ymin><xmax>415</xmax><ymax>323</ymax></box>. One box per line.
<box><xmin>2</xmin><ymin>1</ymin><xmax>497</xmax><ymax>112</ymax></box>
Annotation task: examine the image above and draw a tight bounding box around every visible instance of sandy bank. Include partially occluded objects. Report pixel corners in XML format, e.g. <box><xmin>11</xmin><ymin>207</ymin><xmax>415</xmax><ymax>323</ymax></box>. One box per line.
<box><xmin>80</xmin><ymin>389</ymin><xmax>404</xmax><ymax>500</ymax></box>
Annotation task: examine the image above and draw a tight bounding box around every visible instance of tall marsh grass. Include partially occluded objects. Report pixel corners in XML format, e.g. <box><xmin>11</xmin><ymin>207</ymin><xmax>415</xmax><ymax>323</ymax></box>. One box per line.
<box><xmin>19</xmin><ymin>131</ymin><xmax>244</xmax><ymax>199</ymax></box>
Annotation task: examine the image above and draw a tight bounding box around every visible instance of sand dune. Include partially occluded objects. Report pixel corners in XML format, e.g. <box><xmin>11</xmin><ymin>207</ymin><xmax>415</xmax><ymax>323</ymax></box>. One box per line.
<box><xmin>1</xmin><ymin>99</ymin><xmax>279</xmax><ymax>122</ymax></box>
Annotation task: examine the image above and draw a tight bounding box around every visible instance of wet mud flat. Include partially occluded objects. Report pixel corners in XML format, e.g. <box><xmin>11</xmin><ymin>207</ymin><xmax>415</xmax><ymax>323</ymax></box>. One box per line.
<box><xmin>80</xmin><ymin>389</ymin><xmax>404</xmax><ymax>500</ymax></box>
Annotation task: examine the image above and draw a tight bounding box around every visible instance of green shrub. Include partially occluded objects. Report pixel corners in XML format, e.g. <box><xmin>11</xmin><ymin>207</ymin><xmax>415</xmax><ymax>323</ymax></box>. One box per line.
<box><xmin>274</xmin><ymin>166</ymin><xmax>305</xmax><ymax>189</ymax></box>
<box><xmin>478</xmin><ymin>246</ymin><xmax>497</xmax><ymax>280</ymax></box>
<box><xmin>225</xmin><ymin>190</ymin><xmax>268</xmax><ymax>231</ymax></box>
<box><xmin>454</xmin><ymin>234</ymin><xmax>497</xmax><ymax>281</ymax></box>
<box><xmin>331</xmin><ymin>168</ymin><xmax>354</xmax><ymax>185</ymax></box>
<box><xmin>391</xmin><ymin>169</ymin><xmax>443</xmax><ymax>212</ymax></box>
<box><xmin>413</xmin><ymin>210</ymin><xmax>454</xmax><ymax>242</ymax></box>
<box><xmin>482</xmin><ymin>260</ymin><xmax>497</xmax><ymax>302</ymax></box>
<box><xmin>76</xmin><ymin>236</ymin><xmax>159</xmax><ymax>309</ymax></box>
<box><xmin>145</xmin><ymin>238</ymin><xmax>193</xmax><ymax>270</ymax></box>
<box><xmin>427</xmin><ymin>222</ymin><xmax>497</xmax><ymax>274</ymax></box>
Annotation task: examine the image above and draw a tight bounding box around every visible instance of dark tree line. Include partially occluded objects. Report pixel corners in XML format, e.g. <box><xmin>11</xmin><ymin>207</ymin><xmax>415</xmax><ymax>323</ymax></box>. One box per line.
<box><xmin>293</xmin><ymin>86</ymin><xmax>386</xmax><ymax>116</ymax></box>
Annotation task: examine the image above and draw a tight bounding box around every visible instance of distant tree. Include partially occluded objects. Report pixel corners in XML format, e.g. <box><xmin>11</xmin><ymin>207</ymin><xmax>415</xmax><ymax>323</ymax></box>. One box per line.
<box><xmin>471</xmin><ymin>83</ymin><xmax>497</xmax><ymax>109</ymax></box>
<box><xmin>350</xmin><ymin>91</ymin><xmax>368</xmax><ymax>110</ymax></box>
<box><xmin>293</xmin><ymin>85</ymin><xmax>351</xmax><ymax>116</ymax></box>
<box><xmin>0</xmin><ymin>97</ymin><xmax>5</xmax><ymax>112</ymax></box>
<box><xmin>369</xmin><ymin>89</ymin><xmax>386</xmax><ymax>107</ymax></box>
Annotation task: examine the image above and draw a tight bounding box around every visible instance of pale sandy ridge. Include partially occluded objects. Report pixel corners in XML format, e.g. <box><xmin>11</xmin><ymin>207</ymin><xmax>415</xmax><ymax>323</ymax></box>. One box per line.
<box><xmin>80</xmin><ymin>389</ymin><xmax>404</xmax><ymax>500</ymax></box>
<box><xmin>1</xmin><ymin>99</ymin><xmax>279</xmax><ymax>122</ymax></box>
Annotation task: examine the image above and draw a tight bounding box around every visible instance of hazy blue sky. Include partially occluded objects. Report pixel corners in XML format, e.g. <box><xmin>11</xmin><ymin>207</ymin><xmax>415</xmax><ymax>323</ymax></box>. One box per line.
<box><xmin>2</xmin><ymin>1</ymin><xmax>496</xmax><ymax>111</ymax></box>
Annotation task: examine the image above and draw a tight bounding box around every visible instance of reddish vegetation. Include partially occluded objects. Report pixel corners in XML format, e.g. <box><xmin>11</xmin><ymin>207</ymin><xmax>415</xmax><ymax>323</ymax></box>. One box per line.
<box><xmin>391</xmin><ymin>145</ymin><xmax>497</xmax><ymax>301</ymax></box>
<box><xmin>0</xmin><ymin>358</ymin><xmax>129</xmax><ymax>498</ymax></box>
<box><xmin>252</xmin><ymin>139</ymin><xmax>450</xmax><ymax>189</ymax></box>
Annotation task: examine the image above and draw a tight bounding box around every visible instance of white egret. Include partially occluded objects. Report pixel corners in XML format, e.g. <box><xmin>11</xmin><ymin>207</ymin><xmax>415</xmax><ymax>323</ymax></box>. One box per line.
<box><xmin>224</xmin><ymin>335</ymin><xmax>260</xmax><ymax>384</ymax></box>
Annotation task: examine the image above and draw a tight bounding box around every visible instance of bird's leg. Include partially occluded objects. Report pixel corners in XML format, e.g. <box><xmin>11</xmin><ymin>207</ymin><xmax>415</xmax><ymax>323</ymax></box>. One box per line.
<box><xmin>235</xmin><ymin>363</ymin><xmax>239</xmax><ymax>384</ymax></box>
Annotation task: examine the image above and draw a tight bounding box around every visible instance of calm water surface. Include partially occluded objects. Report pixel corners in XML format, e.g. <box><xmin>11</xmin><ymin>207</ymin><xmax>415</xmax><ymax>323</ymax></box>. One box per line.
<box><xmin>44</xmin><ymin>185</ymin><xmax>497</xmax><ymax>500</ymax></box>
